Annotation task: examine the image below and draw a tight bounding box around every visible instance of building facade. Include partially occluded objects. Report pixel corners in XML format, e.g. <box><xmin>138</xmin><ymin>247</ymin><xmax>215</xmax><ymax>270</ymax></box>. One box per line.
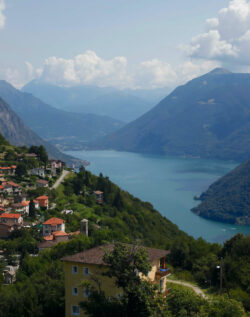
<box><xmin>62</xmin><ymin>244</ymin><xmax>170</xmax><ymax>317</ymax></box>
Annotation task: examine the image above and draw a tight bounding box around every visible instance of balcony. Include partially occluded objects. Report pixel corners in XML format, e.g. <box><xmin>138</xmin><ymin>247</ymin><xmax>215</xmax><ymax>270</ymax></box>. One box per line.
<box><xmin>155</xmin><ymin>267</ymin><xmax>171</xmax><ymax>279</ymax></box>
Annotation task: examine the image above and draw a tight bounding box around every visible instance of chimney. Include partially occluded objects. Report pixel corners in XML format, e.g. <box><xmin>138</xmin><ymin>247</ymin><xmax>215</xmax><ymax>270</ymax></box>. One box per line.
<box><xmin>80</xmin><ymin>219</ymin><xmax>88</xmax><ymax>236</ymax></box>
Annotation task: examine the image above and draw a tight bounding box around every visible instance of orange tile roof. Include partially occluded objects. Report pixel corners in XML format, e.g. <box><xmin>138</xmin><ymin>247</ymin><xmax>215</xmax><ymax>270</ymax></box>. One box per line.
<box><xmin>7</xmin><ymin>181</ymin><xmax>20</xmax><ymax>187</ymax></box>
<box><xmin>0</xmin><ymin>213</ymin><xmax>21</xmax><ymax>219</ymax></box>
<box><xmin>52</xmin><ymin>231</ymin><xmax>68</xmax><ymax>237</ymax></box>
<box><xmin>44</xmin><ymin>235</ymin><xmax>54</xmax><ymax>241</ymax></box>
<box><xmin>33</xmin><ymin>200</ymin><xmax>38</xmax><ymax>204</ymax></box>
<box><xmin>0</xmin><ymin>185</ymin><xmax>4</xmax><ymax>189</ymax></box>
<box><xmin>43</xmin><ymin>217</ymin><xmax>64</xmax><ymax>225</ymax></box>
<box><xmin>21</xmin><ymin>201</ymin><xmax>30</xmax><ymax>206</ymax></box>
<box><xmin>36</xmin><ymin>195</ymin><xmax>49</xmax><ymax>200</ymax></box>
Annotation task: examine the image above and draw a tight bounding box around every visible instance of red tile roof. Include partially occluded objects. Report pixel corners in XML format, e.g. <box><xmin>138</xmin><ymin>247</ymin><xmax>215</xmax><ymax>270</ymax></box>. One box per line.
<box><xmin>36</xmin><ymin>195</ymin><xmax>49</xmax><ymax>200</ymax></box>
<box><xmin>44</xmin><ymin>235</ymin><xmax>54</xmax><ymax>241</ymax></box>
<box><xmin>0</xmin><ymin>213</ymin><xmax>21</xmax><ymax>219</ymax></box>
<box><xmin>7</xmin><ymin>181</ymin><xmax>20</xmax><ymax>187</ymax></box>
<box><xmin>43</xmin><ymin>217</ymin><xmax>64</xmax><ymax>225</ymax></box>
<box><xmin>21</xmin><ymin>201</ymin><xmax>30</xmax><ymax>207</ymax></box>
<box><xmin>52</xmin><ymin>231</ymin><xmax>68</xmax><ymax>237</ymax></box>
<box><xmin>61</xmin><ymin>244</ymin><xmax>170</xmax><ymax>265</ymax></box>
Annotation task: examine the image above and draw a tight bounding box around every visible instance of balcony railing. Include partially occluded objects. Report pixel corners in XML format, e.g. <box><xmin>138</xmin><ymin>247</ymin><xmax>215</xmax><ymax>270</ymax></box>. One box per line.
<box><xmin>155</xmin><ymin>268</ymin><xmax>171</xmax><ymax>279</ymax></box>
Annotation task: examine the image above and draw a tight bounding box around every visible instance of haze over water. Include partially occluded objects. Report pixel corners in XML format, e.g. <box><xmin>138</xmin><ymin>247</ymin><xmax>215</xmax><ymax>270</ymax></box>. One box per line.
<box><xmin>66</xmin><ymin>150</ymin><xmax>250</xmax><ymax>243</ymax></box>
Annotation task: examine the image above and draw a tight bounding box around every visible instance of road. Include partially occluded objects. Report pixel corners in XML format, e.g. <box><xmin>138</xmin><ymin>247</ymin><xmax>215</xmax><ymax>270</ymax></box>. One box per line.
<box><xmin>167</xmin><ymin>279</ymin><xmax>207</xmax><ymax>298</ymax></box>
<box><xmin>52</xmin><ymin>170</ymin><xmax>70</xmax><ymax>189</ymax></box>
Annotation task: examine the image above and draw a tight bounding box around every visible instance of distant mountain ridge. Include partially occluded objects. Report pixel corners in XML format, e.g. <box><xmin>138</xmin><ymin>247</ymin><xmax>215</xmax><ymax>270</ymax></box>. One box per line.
<box><xmin>0</xmin><ymin>81</ymin><xmax>124</xmax><ymax>150</ymax></box>
<box><xmin>0</xmin><ymin>97</ymin><xmax>80</xmax><ymax>165</ymax></box>
<box><xmin>22</xmin><ymin>80</ymin><xmax>170</xmax><ymax>122</ymax></box>
<box><xmin>192</xmin><ymin>159</ymin><xmax>250</xmax><ymax>225</ymax></box>
<box><xmin>92</xmin><ymin>68</ymin><xmax>250</xmax><ymax>161</ymax></box>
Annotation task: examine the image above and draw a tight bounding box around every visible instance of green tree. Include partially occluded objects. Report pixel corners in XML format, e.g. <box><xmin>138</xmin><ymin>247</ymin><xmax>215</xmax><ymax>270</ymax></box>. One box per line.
<box><xmin>16</xmin><ymin>163</ymin><xmax>28</xmax><ymax>178</ymax></box>
<box><xmin>81</xmin><ymin>243</ymin><xmax>168</xmax><ymax>317</ymax></box>
<box><xmin>29</xmin><ymin>199</ymin><xmax>36</xmax><ymax>219</ymax></box>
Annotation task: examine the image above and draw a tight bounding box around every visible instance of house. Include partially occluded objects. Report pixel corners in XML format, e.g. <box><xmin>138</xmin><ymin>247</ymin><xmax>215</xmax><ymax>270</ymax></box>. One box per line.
<box><xmin>42</xmin><ymin>217</ymin><xmax>65</xmax><ymax>236</ymax></box>
<box><xmin>50</xmin><ymin>160</ymin><xmax>64</xmax><ymax>169</ymax></box>
<box><xmin>61</xmin><ymin>209</ymin><xmax>74</xmax><ymax>215</ymax></box>
<box><xmin>3</xmin><ymin>265</ymin><xmax>19</xmax><ymax>284</ymax></box>
<box><xmin>11</xmin><ymin>201</ymin><xmax>30</xmax><ymax>215</ymax></box>
<box><xmin>0</xmin><ymin>223</ymin><xmax>17</xmax><ymax>238</ymax></box>
<box><xmin>0</xmin><ymin>213</ymin><xmax>23</xmax><ymax>225</ymax></box>
<box><xmin>14</xmin><ymin>194</ymin><xmax>27</xmax><ymax>204</ymax></box>
<box><xmin>0</xmin><ymin>165</ymin><xmax>16</xmax><ymax>175</ymax></box>
<box><xmin>36</xmin><ymin>179</ymin><xmax>49</xmax><ymax>188</ymax></box>
<box><xmin>33</xmin><ymin>200</ymin><xmax>39</xmax><ymax>209</ymax></box>
<box><xmin>36</xmin><ymin>195</ymin><xmax>49</xmax><ymax>209</ymax></box>
<box><xmin>93</xmin><ymin>190</ymin><xmax>103</xmax><ymax>204</ymax></box>
<box><xmin>3</xmin><ymin>181</ymin><xmax>22</xmax><ymax>194</ymax></box>
<box><xmin>30</xmin><ymin>167</ymin><xmax>45</xmax><ymax>178</ymax></box>
<box><xmin>61</xmin><ymin>244</ymin><xmax>170</xmax><ymax>317</ymax></box>
<box><xmin>38</xmin><ymin>230</ymin><xmax>69</xmax><ymax>251</ymax></box>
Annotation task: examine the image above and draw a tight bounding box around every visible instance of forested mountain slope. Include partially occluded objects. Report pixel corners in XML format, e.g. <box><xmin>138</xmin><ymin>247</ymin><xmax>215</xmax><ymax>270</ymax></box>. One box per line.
<box><xmin>0</xmin><ymin>80</ymin><xmax>124</xmax><ymax>150</ymax></box>
<box><xmin>192</xmin><ymin>159</ymin><xmax>250</xmax><ymax>225</ymax></box>
<box><xmin>94</xmin><ymin>68</ymin><xmax>250</xmax><ymax>161</ymax></box>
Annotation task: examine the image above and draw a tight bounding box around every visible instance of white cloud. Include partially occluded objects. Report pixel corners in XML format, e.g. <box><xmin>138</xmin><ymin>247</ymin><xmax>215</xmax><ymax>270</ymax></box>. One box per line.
<box><xmin>39</xmin><ymin>50</ymin><xmax>132</xmax><ymax>88</ymax></box>
<box><xmin>0</xmin><ymin>0</ymin><xmax>6</xmax><ymax>29</ymax></box>
<box><xmin>139</xmin><ymin>59</ymin><xmax>178</xmax><ymax>88</ymax></box>
<box><xmin>186</xmin><ymin>0</ymin><xmax>250</xmax><ymax>66</ymax></box>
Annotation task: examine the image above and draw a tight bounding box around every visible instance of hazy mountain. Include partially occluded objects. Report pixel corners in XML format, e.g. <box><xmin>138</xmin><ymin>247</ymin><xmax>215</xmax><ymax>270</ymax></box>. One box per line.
<box><xmin>92</xmin><ymin>68</ymin><xmax>250</xmax><ymax>161</ymax></box>
<box><xmin>22</xmin><ymin>80</ymin><xmax>170</xmax><ymax>122</ymax></box>
<box><xmin>0</xmin><ymin>81</ymin><xmax>124</xmax><ymax>150</ymax></box>
<box><xmin>0</xmin><ymin>97</ymin><xmax>81</xmax><ymax>165</ymax></box>
<box><xmin>192</xmin><ymin>159</ymin><xmax>250</xmax><ymax>225</ymax></box>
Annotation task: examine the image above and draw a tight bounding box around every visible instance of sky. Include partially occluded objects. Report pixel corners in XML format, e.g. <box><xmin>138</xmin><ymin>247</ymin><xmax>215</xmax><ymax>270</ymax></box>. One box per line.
<box><xmin>1</xmin><ymin>0</ymin><xmax>250</xmax><ymax>89</ymax></box>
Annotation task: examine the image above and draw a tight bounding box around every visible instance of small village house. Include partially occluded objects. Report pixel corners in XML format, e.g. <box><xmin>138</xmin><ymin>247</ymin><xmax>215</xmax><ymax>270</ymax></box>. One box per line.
<box><xmin>93</xmin><ymin>190</ymin><xmax>104</xmax><ymax>204</ymax></box>
<box><xmin>50</xmin><ymin>160</ymin><xmax>64</xmax><ymax>169</ymax></box>
<box><xmin>0</xmin><ymin>213</ymin><xmax>23</xmax><ymax>225</ymax></box>
<box><xmin>61</xmin><ymin>244</ymin><xmax>170</xmax><ymax>317</ymax></box>
<box><xmin>11</xmin><ymin>201</ymin><xmax>30</xmax><ymax>215</ymax></box>
<box><xmin>30</xmin><ymin>167</ymin><xmax>45</xmax><ymax>178</ymax></box>
<box><xmin>36</xmin><ymin>179</ymin><xmax>49</xmax><ymax>188</ymax></box>
<box><xmin>36</xmin><ymin>195</ymin><xmax>49</xmax><ymax>209</ymax></box>
<box><xmin>42</xmin><ymin>217</ymin><xmax>65</xmax><ymax>236</ymax></box>
<box><xmin>0</xmin><ymin>223</ymin><xmax>16</xmax><ymax>238</ymax></box>
<box><xmin>0</xmin><ymin>165</ymin><xmax>16</xmax><ymax>176</ymax></box>
<box><xmin>2</xmin><ymin>181</ymin><xmax>22</xmax><ymax>195</ymax></box>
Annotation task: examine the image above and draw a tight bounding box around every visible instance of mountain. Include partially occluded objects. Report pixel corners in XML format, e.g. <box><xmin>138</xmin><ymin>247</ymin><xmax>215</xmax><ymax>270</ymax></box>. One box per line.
<box><xmin>22</xmin><ymin>80</ymin><xmax>170</xmax><ymax>122</ymax></box>
<box><xmin>0</xmin><ymin>97</ymin><xmax>80</xmax><ymax>165</ymax></box>
<box><xmin>92</xmin><ymin>68</ymin><xmax>250</xmax><ymax>161</ymax></box>
<box><xmin>192</xmin><ymin>159</ymin><xmax>250</xmax><ymax>225</ymax></box>
<box><xmin>0</xmin><ymin>81</ymin><xmax>124</xmax><ymax>150</ymax></box>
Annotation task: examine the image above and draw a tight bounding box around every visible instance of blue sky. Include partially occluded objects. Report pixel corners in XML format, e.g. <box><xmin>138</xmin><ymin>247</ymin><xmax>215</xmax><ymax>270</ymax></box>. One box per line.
<box><xmin>1</xmin><ymin>0</ymin><xmax>249</xmax><ymax>89</ymax></box>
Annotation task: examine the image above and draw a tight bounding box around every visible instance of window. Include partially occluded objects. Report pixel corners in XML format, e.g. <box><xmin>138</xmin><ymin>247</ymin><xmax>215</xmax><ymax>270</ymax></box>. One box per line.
<box><xmin>83</xmin><ymin>267</ymin><xmax>89</xmax><ymax>276</ymax></box>
<box><xmin>72</xmin><ymin>287</ymin><xmax>78</xmax><ymax>296</ymax></box>
<box><xmin>72</xmin><ymin>266</ymin><xmax>78</xmax><ymax>274</ymax></box>
<box><xmin>83</xmin><ymin>288</ymin><xmax>89</xmax><ymax>298</ymax></box>
<box><xmin>71</xmin><ymin>305</ymin><xmax>80</xmax><ymax>315</ymax></box>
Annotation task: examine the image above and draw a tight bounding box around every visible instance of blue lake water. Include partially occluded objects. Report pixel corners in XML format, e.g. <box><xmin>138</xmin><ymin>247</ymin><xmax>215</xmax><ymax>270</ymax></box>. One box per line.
<box><xmin>66</xmin><ymin>150</ymin><xmax>250</xmax><ymax>243</ymax></box>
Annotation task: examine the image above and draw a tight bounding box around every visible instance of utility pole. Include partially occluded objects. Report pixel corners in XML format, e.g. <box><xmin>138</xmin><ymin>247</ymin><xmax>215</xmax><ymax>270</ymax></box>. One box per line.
<box><xmin>220</xmin><ymin>257</ymin><xmax>223</xmax><ymax>295</ymax></box>
<box><xmin>216</xmin><ymin>257</ymin><xmax>223</xmax><ymax>295</ymax></box>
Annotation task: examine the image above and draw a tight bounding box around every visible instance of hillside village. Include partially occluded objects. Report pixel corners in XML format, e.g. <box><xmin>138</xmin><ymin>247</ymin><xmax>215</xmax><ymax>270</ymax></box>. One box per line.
<box><xmin>0</xmin><ymin>135</ymin><xmax>248</xmax><ymax>317</ymax></box>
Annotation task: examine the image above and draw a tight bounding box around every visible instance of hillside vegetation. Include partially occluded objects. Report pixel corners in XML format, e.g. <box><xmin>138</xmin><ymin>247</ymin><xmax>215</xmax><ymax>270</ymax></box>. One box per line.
<box><xmin>192</xmin><ymin>159</ymin><xmax>250</xmax><ymax>225</ymax></box>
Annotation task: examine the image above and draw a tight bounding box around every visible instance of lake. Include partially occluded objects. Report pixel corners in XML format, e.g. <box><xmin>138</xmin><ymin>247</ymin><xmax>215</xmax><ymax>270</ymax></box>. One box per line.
<box><xmin>66</xmin><ymin>150</ymin><xmax>250</xmax><ymax>243</ymax></box>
